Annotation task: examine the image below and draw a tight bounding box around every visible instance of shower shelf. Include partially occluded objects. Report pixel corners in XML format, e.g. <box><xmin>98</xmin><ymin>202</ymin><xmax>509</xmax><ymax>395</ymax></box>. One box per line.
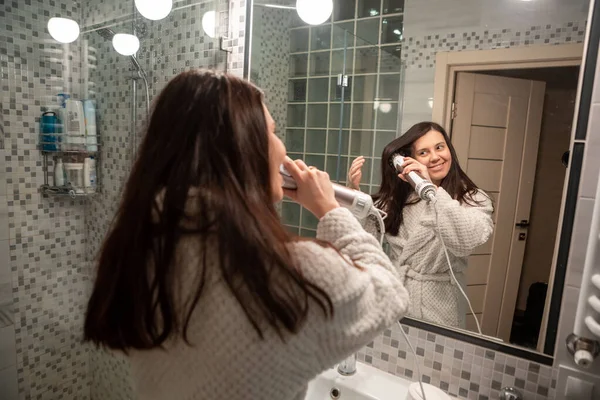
<box><xmin>40</xmin><ymin>184</ymin><xmax>101</xmax><ymax>199</ymax></box>
<box><xmin>38</xmin><ymin>142</ymin><xmax>102</xmax><ymax>198</ymax></box>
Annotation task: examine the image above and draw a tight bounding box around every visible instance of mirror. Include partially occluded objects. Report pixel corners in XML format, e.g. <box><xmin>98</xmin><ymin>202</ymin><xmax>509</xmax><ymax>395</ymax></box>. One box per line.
<box><xmin>248</xmin><ymin>0</ymin><xmax>590</xmax><ymax>356</ymax></box>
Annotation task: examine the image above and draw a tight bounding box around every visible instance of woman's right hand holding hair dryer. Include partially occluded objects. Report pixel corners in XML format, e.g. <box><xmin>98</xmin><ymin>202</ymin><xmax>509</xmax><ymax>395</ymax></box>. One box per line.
<box><xmin>348</xmin><ymin>156</ymin><xmax>366</xmax><ymax>190</ymax></box>
<box><xmin>282</xmin><ymin>157</ymin><xmax>340</xmax><ymax>219</ymax></box>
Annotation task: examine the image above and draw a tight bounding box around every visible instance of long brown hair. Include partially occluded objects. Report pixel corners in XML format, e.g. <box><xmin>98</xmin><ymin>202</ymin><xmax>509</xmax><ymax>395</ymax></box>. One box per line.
<box><xmin>374</xmin><ymin>122</ymin><xmax>484</xmax><ymax>235</ymax></box>
<box><xmin>84</xmin><ymin>70</ymin><xmax>332</xmax><ymax>351</ymax></box>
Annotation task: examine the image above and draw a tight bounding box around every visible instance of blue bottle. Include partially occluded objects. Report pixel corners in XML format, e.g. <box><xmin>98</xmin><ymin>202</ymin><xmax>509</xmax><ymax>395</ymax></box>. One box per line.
<box><xmin>40</xmin><ymin>111</ymin><xmax>60</xmax><ymax>152</ymax></box>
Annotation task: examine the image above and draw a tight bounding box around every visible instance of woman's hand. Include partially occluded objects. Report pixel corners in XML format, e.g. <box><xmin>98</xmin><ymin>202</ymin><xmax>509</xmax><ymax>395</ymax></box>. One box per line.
<box><xmin>348</xmin><ymin>156</ymin><xmax>365</xmax><ymax>190</ymax></box>
<box><xmin>398</xmin><ymin>157</ymin><xmax>432</xmax><ymax>183</ymax></box>
<box><xmin>282</xmin><ymin>157</ymin><xmax>340</xmax><ymax>219</ymax></box>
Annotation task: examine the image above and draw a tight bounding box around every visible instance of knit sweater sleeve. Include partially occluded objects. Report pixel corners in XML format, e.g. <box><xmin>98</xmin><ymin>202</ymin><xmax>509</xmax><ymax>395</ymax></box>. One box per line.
<box><xmin>426</xmin><ymin>187</ymin><xmax>494</xmax><ymax>257</ymax></box>
<box><xmin>288</xmin><ymin>207</ymin><xmax>408</xmax><ymax>372</ymax></box>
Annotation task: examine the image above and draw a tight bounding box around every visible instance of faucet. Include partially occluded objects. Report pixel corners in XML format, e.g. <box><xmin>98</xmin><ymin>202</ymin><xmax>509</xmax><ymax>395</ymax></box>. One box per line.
<box><xmin>499</xmin><ymin>387</ymin><xmax>523</xmax><ymax>400</ymax></box>
<box><xmin>337</xmin><ymin>353</ymin><xmax>357</xmax><ymax>376</ymax></box>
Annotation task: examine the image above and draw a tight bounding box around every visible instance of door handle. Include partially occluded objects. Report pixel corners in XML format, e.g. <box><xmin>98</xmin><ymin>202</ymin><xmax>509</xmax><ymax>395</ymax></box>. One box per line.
<box><xmin>515</xmin><ymin>220</ymin><xmax>529</xmax><ymax>228</ymax></box>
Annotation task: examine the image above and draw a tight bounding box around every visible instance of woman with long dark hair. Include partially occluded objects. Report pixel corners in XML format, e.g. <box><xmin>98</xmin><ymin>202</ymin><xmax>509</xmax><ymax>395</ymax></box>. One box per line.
<box><xmin>84</xmin><ymin>70</ymin><xmax>408</xmax><ymax>400</ymax></box>
<box><xmin>348</xmin><ymin>122</ymin><xmax>493</xmax><ymax>328</ymax></box>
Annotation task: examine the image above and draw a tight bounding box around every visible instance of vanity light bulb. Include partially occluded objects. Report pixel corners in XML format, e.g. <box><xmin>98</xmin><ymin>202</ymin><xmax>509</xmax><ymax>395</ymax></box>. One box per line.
<box><xmin>112</xmin><ymin>34</ymin><xmax>140</xmax><ymax>56</ymax></box>
<box><xmin>296</xmin><ymin>0</ymin><xmax>333</xmax><ymax>25</ymax></box>
<box><xmin>135</xmin><ymin>0</ymin><xmax>173</xmax><ymax>21</ymax></box>
<box><xmin>48</xmin><ymin>17</ymin><xmax>80</xmax><ymax>44</ymax></box>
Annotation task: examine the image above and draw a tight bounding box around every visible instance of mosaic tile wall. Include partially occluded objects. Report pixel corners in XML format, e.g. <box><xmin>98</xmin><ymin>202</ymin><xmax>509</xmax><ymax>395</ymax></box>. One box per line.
<box><xmin>80</xmin><ymin>0</ymin><xmax>245</xmax><ymax>398</ymax></box>
<box><xmin>0</xmin><ymin>0</ymin><xmax>92</xmax><ymax>398</ymax></box>
<box><xmin>251</xmin><ymin>3</ymin><xmax>291</xmax><ymax>139</ymax></box>
<box><xmin>400</xmin><ymin>0</ymin><xmax>589</xmax><ymax>131</ymax></box>
<box><xmin>357</xmin><ymin>323</ymin><xmax>558</xmax><ymax>400</ymax></box>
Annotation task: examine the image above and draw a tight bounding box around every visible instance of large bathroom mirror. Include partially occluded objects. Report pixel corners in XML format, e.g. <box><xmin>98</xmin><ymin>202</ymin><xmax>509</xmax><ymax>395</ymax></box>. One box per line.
<box><xmin>246</xmin><ymin>0</ymin><xmax>591</xmax><ymax>359</ymax></box>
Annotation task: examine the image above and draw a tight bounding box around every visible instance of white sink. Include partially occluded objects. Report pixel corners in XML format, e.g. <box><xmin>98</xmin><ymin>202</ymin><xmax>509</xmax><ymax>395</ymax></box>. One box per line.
<box><xmin>305</xmin><ymin>362</ymin><xmax>411</xmax><ymax>400</ymax></box>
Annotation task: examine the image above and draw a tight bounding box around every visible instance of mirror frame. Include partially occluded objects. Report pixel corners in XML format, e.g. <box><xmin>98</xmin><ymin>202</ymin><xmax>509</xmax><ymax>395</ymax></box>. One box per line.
<box><xmin>242</xmin><ymin>0</ymin><xmax>600</xmax><ymax>363</ymax></box>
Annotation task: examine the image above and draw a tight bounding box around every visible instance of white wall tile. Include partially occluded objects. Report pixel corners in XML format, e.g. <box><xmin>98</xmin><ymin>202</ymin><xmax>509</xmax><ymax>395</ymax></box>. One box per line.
<box><xmin>579</xmin><ymin>104</ymin><xmax>600</xmax><ymax>198</ymax></box>
<box><xmin>0</xmin><ymin>366</ymin><xmax>18</xmax><ymax>400</ymax></box>
<box><xmin>565</xmin><ymin>198</ymin><xmax>596</xmax><ymax>288</ymax></box>
<box><xmin>0</xmin><ymin>325</ymin><xmax>16</xmax><ymax>370</ymax></box>
<box><xmin>553</xmin><ymin>285</ymin><xmax>583</xmax><ymax>369</ymax></box>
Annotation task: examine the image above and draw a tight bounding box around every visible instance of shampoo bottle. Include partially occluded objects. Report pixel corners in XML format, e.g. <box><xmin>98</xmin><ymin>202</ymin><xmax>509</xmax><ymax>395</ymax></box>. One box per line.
<box><xmin>54</xmin><ymin>158</ymin><xmax>65</xmax><ymax>187</ymax></box>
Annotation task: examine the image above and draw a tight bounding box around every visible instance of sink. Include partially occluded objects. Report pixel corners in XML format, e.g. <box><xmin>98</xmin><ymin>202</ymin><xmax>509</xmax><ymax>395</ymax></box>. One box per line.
<box><xmin>305</xmin><ymin>362</ymin><xmax>411</xmax><ymax>400</ymax></box>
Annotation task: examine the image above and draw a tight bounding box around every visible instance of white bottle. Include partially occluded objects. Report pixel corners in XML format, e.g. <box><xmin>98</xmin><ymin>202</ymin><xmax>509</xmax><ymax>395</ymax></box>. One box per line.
<box><xmin>65</xmin><ymin>99</ymin><xmax>86</xmax><ymax>151</ymax></box>
<box><xmin>83</xmin><ymin>157</ymin><xmax>97</xmax><ymax>193</ymax></box>
<box><xmin>83</xmin><ymin>100</ymin><xmax>98</xmax><ymax>152</ymax></box>
<box><xmin>54</xmin><ymin>158</ymin><xmax>65</xmax><ymax>187</ymax></box>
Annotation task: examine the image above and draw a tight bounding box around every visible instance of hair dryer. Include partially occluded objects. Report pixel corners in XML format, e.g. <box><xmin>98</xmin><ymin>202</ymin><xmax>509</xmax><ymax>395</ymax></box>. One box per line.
<box><xmin>390</xmin><ymin>153</ymin><xmax>437</xmax><ymax>203</ymax></box>
<box><xmin>280</xmin><ymin>165</ymin><xmax>373</xmax><ymax>219</ymax></box>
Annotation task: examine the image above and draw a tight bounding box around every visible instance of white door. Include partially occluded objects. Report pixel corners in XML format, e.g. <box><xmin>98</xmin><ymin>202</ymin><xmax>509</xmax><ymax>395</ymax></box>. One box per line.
<box><xmin>451</xmin><ymin>72</ymin><xmax>546</xmax><ymax>341</ymax></box>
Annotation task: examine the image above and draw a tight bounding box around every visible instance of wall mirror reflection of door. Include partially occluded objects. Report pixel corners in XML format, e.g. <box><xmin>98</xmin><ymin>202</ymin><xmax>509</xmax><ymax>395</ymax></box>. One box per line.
<box><xmin>432</xmin><ymin>43</ymin><xmax>583</xmax><ymax>353</ymax></box>
<box><xmin>248</xmin><ymin>0</ymin><xmax>590</xmax><ymax>359</ymax></box>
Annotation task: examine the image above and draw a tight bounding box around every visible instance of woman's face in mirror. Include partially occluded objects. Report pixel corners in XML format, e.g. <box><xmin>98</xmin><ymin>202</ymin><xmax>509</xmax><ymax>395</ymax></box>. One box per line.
<box><xmin>412</xmin><ymin>130</ymin><xmax>452</xmax><ymax>186</ymax></box>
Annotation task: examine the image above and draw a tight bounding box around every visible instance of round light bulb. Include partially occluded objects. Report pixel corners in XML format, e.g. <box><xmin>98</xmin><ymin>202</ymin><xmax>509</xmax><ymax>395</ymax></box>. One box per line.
<box><xmin>47</xmin><ymin>17</ymin><xmax>80</xmax><ymax>44</ymax></box>
<box><xmin>379</xmin><ymin>103</ymin><xmax>392</xmax><ymax>113</ymax></box>
<box><xmin>112</xmin><ymin>33</ymin><xmax>140</xmax><ymax>56</ymax></box>
<box><xmin>135</xmin><ymin>0</ymin><xmax>173</xmax><ymax>21</ymax></box>
<box><xmin>296</xmin><ymin>0</ymin><xmax>333</xmax><ymax>25</ymax></box>
<box><xmin>202</xmin><ymin>11</ymin><xmax>217</xmax><ymax>38</ymax></box>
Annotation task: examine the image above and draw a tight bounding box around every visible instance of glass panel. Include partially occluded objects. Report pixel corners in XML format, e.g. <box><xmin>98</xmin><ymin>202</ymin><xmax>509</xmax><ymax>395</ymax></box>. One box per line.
<box><xmin>374</xmin><ymin>131</ymin><xmax>397</xmax><ymax>154</ymax></box>
<box><xmin>282</xmin><ymin>201</ymin><xmax>301</xmax><ymax>225</ymax></box>
<box><xmin>356</xmin><ymin>19</ymin><xmax>380</xmax><ymax>45</ymax></box>
<box><xmin>309</xmin><ymin>52</ymin><xmax>331</xmax><ymax>76</ymax></box>
<box><xmin>352</xmin><ymin>103</ymin><xmax>376</xmax><ymax>130</ymax></box>
<box><xmin>355</xmin><ymin>47</ymin><xmax>379</xmax><ymax>73</ymax></box>
<box><xmin>308</xmin><ymin>78</ymin><xmax>330</xmax><ymax>102</ymax></box>
<box><xmin>383</xmin><ymin>0</ymin><xmax>405</xmax><ymax>14</ymax></box>
<box><xmin>332</xmin><ymin>23</ymin><xmax>355</xmax><ymax>48</ymax></box>
<box><xmin>380</xmin><ymin>45</ymin><xmax>402</xmax><ymax>73</ymax></box>
<box><xmin>302</xmin><ymin>209</ymin><xmax>320</xmax><ymax>229</ymax></box>
<box><xmin>334</xmin><ymin>0</ymin><xmax>357</xmax><ymax>21</ymax></box>
<box><xmin>376</xmin><ymin>103</ymin><xmax>400</xmax><ymax>130</ymax></box>
<box><xmin>305</xmin><ymin>154</ymin><xmax>326</xmax><ymax>170</ymax></box>
<box><xmin>311</xmin><ymin>25</ymin><xmax>332</xmax><ymax>51</ymax></box>
<box><xmin>329</xmin><ymin>103</ymin><xmax>352</xmax><ymax>129</ymax></box>
<box><xmin>288</xmin><ymin>79</ymin><xmax>307</xmax><ymax>102</ymax></box>
<box><xmin>381</xmin><ymin>16</ymin><xmax>403</xmax><ymax>44</ymax></box>
<box><xmin>307</xmin><ymin>104</ymin><xmax>329</xmax><ymax>128</ymax></box>
<box><xmin>326</xmin><ymin>156</ymin><xmax>349</xmax><ymax>183</ymax></box>
<box><xmin>353</xmin><ymin>75</ymin><xmax>377</xmax><ymax>101</ymax></box>
<box><xmin>300</xmin><ymin>228</ymin><xmax>317</xmax><ymax>238</ymax></box>
<box><xmin>286</xmin><ymin>129</ymin><xmax>305</xmax><ymax>152</ymax></box>
<box><xmin>306</xmin><ymin>129</ymin><xmax>327</xmax><ymax>153</ymax></box>
<box><xmin>357</xmin><ymin>0</ymin><xmax>381</xmax><ymax>18</ymax></box>
<box><xmin>331</xmin><ymin>49</ymin><xmax>355</xmax><ymax>75</ymax></box>
<box><xmin>290</xmin><ymin>54</ymin><xmax>308</xmax><ymax>77</ymax></box>
<box><xmin>378</xmin><ymin>74</ymin><xmax>401</xmax><ymax>101</ymax></box>
<box><xmin>290</xmin><ymin>28</ymin><xmax>309</xmax><ymax>52</ymax></box>
<box><xmin>327</xmin><ymin>130</ymin><xmax>350</xmax><ymax>154</ymax></box>
<box><xmin>372</xmin><ymin>158</ymin><xmax>382</xmax><ymax>185</ymax></box>
<box><xmin>351</xmin><ymin>131</ymin><xmax>375</xmax><ymax>156</ymax></box>
<box><xmin>330</xmin><ymin>77</ymin><xmax>353</xmax><ymax>101</ymax></box>
<box><xmin>287</xmin><ymin>104</ymin><xmax>306</xmax><ymax>127</ymax></box>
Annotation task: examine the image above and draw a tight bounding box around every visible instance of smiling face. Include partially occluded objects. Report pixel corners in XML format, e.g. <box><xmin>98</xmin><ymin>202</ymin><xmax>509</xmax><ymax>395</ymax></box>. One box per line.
<box><xmin>411</xmin><ymin>129</ymin><xmax>452</xmax><ymax>186</ymax></box>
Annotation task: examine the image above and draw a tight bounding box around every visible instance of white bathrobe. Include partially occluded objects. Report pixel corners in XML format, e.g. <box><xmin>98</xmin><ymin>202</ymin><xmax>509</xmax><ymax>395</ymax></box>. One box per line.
<box><xmin>364</xmin><ymin>187</ymin><xmax>494</xmax><ymax>328</ymax></box>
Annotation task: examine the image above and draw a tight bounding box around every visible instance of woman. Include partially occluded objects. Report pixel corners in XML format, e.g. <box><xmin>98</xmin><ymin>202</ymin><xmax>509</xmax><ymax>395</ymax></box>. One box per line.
<box><xmin>83</xmin><ymin>70</ymin><xmax>408</xmax><ymax>400</ymax></box>
<box><xmin>348</xmin><ymin>122</ymin><xmax>493</xmax><ymax>328</ymax></box>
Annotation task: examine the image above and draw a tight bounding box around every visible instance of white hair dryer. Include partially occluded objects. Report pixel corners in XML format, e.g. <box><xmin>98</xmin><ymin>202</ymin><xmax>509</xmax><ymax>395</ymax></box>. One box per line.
<box><xmin>280</xmin><ymin>165</ymin><xmax>373</xmax><ymax>220</ymax></box>
<box><xmin>390</xmin><ymin>153</ymin><xmax>437</xmax><ymax>203</ymax></box>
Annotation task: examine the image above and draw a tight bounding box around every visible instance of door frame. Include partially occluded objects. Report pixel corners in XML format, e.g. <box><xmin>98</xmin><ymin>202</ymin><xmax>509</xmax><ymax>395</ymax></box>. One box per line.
<box><xmin>431</xmin><ymin>44</ymin><xmax>583</xmax><ymax>352</ymax></box>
